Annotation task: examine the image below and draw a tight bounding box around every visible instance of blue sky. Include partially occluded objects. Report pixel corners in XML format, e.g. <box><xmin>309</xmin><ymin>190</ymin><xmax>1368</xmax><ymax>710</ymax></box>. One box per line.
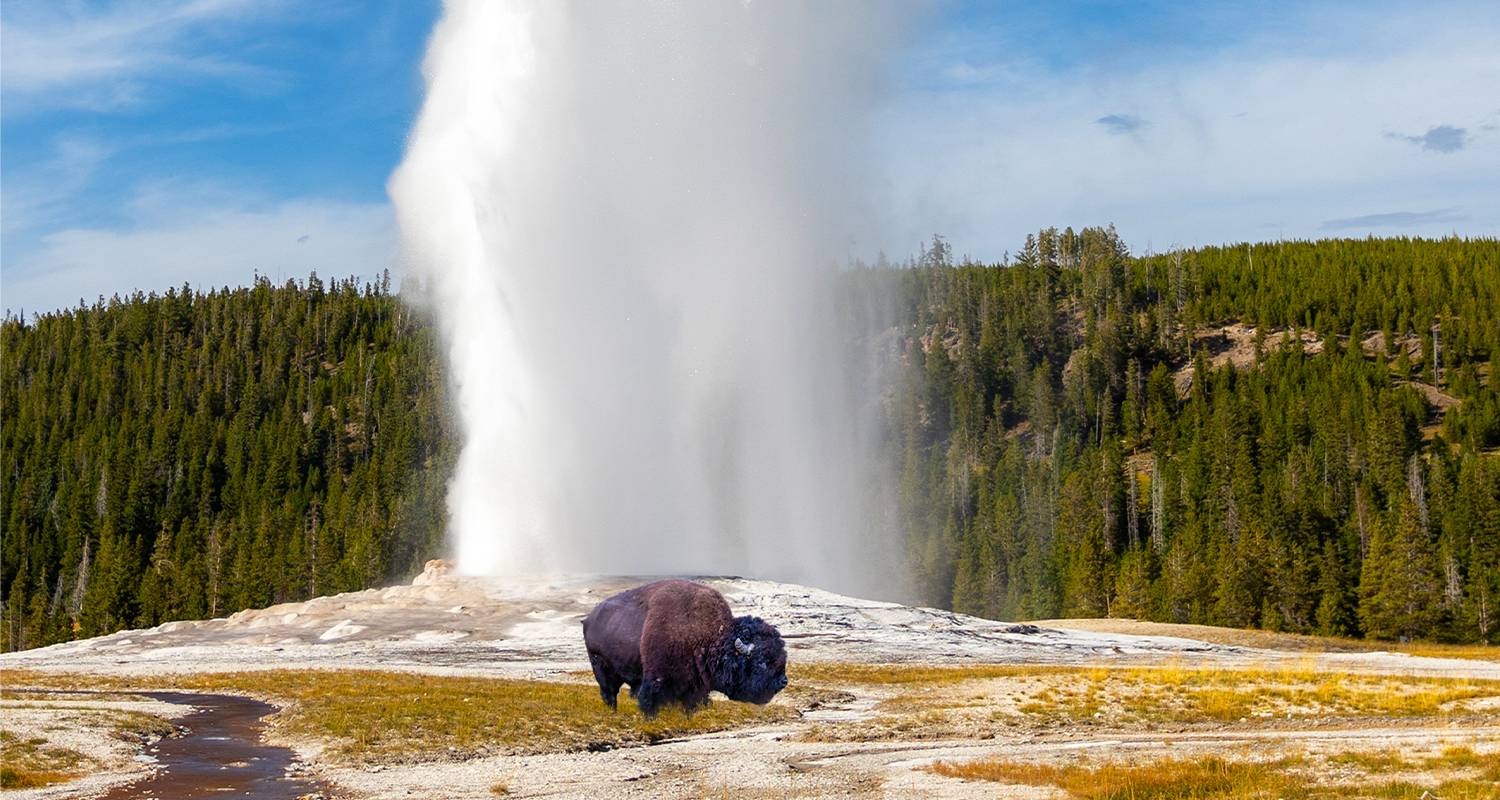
<box><xmin>3</xmin><ymin>0</ymin><xmax>1497</xmax><ymax>314</ymax></box>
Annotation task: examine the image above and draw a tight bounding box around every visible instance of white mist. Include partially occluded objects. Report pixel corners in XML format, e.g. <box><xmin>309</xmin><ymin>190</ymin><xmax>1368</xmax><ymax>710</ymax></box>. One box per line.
<box><xmin>390</xmin><ymin>1</ymin><xmax>912</xmax><ymax>598</ymax></box>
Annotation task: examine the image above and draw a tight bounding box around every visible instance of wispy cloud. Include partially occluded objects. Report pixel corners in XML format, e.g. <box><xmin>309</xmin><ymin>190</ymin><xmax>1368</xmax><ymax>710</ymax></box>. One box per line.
<box><xmin>2</xmin><ymin>184</ymin><xmax>394</xmax><ymax>314</ymax></box>
<box><xmin>873</xmin><ymin>2</ymin><xmax>1500</xmax><ymax>255</ymax></box>
<box><xmin>1320</xmin><ymin>208</ymin><xmax>1466</xmax><ymax>231</ymax></box>
<box><xmin>1387</xmin><ymin>124</ymin><xmax>1470</xmax><ymax>153</ymax></box>
<box><xmin>0</xmin><ymin>136</ymin><xmax>115</xmax><ymax>236</ymax></box>
<box><xmin>2</xmin><ymin>123</ymin><xmax>287</xmax><ymax>241</ymax></box>
<box><xmin>1095</xmin><ymin>113</ymin><xmax>1147</xmax><ymax>136</ymax></box>
<box><xmin>0</xmin><ymin>0</ymin><xmax>285</xmax><ymax>115</ymax></box>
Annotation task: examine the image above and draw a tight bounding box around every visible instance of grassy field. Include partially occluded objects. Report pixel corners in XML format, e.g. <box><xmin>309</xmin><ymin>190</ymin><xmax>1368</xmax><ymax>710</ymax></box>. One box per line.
<box><xmin>10</xmin><ymin>664</ymin><xmax>1496</xmax><ymax>752</ymax></box>
<box><xmin>792</xmin><ymin>662</ymin><xmax>1500</xmax><ymax>743</ymax></box>
<box><xmin>5</xmin><ymin>663</ymin><xmax>1497</xmax><ymax>797</ymax></box>
<box><xmin>0</xmin><ymin>669</ymin><xmax>795</xmax><ymax>764</ymax></box>
<box><xmin>926</xmin><ymin>751</ymin><xmax>1500</xmax><ymax>799</ymax></box>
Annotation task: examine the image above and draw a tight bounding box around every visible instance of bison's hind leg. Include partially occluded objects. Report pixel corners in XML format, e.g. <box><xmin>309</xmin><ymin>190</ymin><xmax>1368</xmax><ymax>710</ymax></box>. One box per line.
<box><xmin>588</xmin><ymin>653</ymin><xmax>624</xmax><ymax>710</ymax></box>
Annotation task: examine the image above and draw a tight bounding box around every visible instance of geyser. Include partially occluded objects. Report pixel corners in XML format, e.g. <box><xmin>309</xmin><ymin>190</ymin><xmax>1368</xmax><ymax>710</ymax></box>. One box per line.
<box><xmin>390</xmin><ymin>1</ymin><xmax>912</xmax><ymax>598</ymax></box>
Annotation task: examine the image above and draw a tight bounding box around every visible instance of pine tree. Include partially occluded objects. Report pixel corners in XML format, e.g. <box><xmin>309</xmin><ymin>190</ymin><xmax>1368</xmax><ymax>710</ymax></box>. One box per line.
<box><xmin>1360</xmin><ymin>498</ymin><xmax>1443</xmax><ymax>641</ymax></box>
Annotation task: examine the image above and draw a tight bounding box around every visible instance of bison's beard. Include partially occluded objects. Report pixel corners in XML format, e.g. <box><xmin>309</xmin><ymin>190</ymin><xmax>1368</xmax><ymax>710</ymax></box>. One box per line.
<box><xmin>713</xmin><ymin>615</ymin><xmax>789</xmax><ymax>705</ymax></box>
<box><xmin>729</xmin><ymin>670</ymin><xmax>788</xmax><ymax>705</ymax></box>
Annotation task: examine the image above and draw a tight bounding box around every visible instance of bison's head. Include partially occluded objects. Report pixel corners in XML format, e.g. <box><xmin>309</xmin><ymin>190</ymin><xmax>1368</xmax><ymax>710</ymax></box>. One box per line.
<box><xmin>715</xmin><ymin>615</ymin><xmax>788</xmax><ymax>705</ymax></box>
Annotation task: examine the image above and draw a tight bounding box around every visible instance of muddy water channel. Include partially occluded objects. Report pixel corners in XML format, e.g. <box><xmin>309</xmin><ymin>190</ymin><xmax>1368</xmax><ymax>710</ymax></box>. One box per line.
<box><xmin>99</xmin><ymin>691</ymin><xmax>327</xmax><ymax>800</ymax></box>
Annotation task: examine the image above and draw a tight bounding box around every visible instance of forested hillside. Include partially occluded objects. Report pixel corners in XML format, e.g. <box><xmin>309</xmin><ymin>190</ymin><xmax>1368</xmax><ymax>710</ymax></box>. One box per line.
<box><xmin>880</xmin><ymin>231</ymin><xmax>1500</xmax><ymax>644</ymax></box>
<box><xmin>1</xmin><ymin>275</ymin><xmax>452</xmax><ymax>651</ymax></box>
<box><xmin>4</xmin><ymin>235</ymin><xmax>1498</xmax><ymax>651</ymax></box>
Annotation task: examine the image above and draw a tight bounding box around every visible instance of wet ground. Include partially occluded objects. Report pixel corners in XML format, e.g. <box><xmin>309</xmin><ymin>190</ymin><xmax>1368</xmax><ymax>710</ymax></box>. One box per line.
<box><xmin>98</xmin><ymin>691</ymin><xmax>326</xmax><ymax>800</ymax></box>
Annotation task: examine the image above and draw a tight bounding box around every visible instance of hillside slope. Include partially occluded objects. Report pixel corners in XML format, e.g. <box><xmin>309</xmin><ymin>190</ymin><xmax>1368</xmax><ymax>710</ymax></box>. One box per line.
<box><xmin>1</xmin><ymin>276</ymin><xmax>453</xmax><ymax>651</ymax></box>
<box><xmin>5</xmin><ymin>234</ymin><xmax>1499</xmax><ymax>652</ymax></box>
<box><xmin>879</xmin><ymin>232</ymin><xmax>1500</xmax><ymax>643</ymax></box>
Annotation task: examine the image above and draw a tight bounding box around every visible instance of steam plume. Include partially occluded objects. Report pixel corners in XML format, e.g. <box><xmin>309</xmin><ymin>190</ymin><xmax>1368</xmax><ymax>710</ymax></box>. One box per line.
<box><xmin>390</xmin><ymin>1</ymin><xmax>912</xmax><ymax>598</ymax></box>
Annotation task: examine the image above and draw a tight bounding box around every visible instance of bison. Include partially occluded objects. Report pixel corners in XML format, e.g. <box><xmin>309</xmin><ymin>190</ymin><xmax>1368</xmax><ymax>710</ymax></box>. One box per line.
<box><xmin>582</xmin><ymin>579</ymin><xmax>788</xmax><ymax>717</ymax></box>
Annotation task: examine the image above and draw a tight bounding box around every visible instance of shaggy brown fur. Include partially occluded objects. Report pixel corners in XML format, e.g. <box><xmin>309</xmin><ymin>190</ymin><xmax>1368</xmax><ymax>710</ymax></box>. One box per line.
<box><xmin>583</xmin><ymin>579</ymin><xmax>786</xmax><ymax>717</ymax></box>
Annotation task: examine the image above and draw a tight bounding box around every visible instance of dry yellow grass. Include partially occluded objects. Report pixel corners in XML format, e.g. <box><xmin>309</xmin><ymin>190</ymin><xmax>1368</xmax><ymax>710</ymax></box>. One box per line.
<box><xmin>789</xmin><ymin>662</ymin><xmax>1500</xmax><ymax>744</ymax></box>
<box><xmin>928</xmin><ymin>752</ymin><xmax>1500</xmax><ymax>800</ymax></box>
<box><xmin>811</xmin><ymin>662</ymin><xmax>1499</xmax><ymax>721</ymax></box>
<box><xmin>1329</xmin><ymin>746</ymin><xmax>1493</xmax><ymax>774</ymax></box>
<box><xmin>790</xmin><ymin>662</ymin><xmax>1058</xmax><ymax>686</ymax></box>
<box><xmin>1103</xmin><ymin>664</ymin><xmax>1499</xmax><ymax>721</ymax></box>
<box><xmin>1433</xmin><ymin>746</ymin><xmax>1491</xmax><ymax>770</ymax></box>
<box><xmin>1328</xmin><ymin>749</ymin><xmax>1410</xmax><ymax>773</ymax></box>
<box><xmin>5</xmin><ymin>667</ymin><xmax>1497</xmax><ymax>796</ymax></box>
<box><xmin>1398</xmin><ymin>643</ymin><xmax>1500</xmax><ymax>662</ymax></box>
<box><xmin>0</xmin><ymin>669</ymin><xmax>795</xmax><ymax>764</ymax></box>
<box><xmin>0</xmin><ymin>730</ymin><xmax>91</xmax><ymax>790</ymax></box>
<box><xmin>928</xmin><ymin>755</ymin><xmax>1306</xmax><ymax>799</ymax></box>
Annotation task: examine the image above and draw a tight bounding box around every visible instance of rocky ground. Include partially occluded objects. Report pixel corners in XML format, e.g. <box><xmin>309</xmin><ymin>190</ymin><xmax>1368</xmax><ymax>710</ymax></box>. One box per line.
<box><xmin>0</xmin><ymin>692</ymin><xmax>191</xmax><ymax>799</ymax></box>
<box><xmin>0</xmin><ymin>562</ymin><xmax>1252</xmax><ymax>679</ymax></box>
<box><xmin>3</xmin><ymin>561</ymin><xmax>1498</xmax><ymax>798</ymax></box>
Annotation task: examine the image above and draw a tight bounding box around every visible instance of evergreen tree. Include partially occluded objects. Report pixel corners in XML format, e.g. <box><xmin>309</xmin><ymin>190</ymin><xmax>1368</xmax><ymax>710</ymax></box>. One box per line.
<box><xmin>875</xmin><ymin>233</ymin><xmax>1498</xmax><ymax>643</ymax></box>
<box><xmin>2</xmin><ymin>276</ymin><xmax>452</xmax><ymax>651</ymax></box>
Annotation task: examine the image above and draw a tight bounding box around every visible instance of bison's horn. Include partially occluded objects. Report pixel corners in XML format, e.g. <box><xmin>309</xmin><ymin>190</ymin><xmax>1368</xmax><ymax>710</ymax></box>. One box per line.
<box><xmin>735</xmin><ymin>637</ymin><xmax>755</xmax><ymax>655</ymax></box>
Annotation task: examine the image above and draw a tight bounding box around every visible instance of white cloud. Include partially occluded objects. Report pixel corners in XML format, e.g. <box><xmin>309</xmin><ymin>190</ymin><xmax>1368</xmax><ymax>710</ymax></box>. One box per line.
<box><xmin>870</xmin><ymin>7</ymin><xmax>1500</xmax><ymax>257</ymax></box>
<box><xmin>0</xmin><ymin>2</ymin><xmax>396</xmax><ymax>314</ymax></box>
<box><xmin>0</xmin><ymin>0</ymin><xmax>283</xmax><ymax>115</ymax></box>
<box><xmin>2</xmin><ymin>189</ymin><xmax>394</xmax><ymax>314</ymax></box>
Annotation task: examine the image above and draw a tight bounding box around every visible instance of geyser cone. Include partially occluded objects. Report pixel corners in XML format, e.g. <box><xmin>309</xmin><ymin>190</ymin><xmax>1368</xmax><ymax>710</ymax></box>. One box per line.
<box><xmin>390</xmin><ymin>1</ymin><xmax>914</xmax><ymax>599</ymax></box>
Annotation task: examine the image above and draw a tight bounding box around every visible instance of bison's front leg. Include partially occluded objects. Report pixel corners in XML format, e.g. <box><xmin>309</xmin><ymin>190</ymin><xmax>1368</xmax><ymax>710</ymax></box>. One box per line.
<box><xmin>636</xmin><ymin>675</ymin><xmax>667</xmax><ymax>719</ymax></box>
<box><xmin>680</xmin><ymin>687</ymin><xmax>712</xmax><ymax>716</ymax></box>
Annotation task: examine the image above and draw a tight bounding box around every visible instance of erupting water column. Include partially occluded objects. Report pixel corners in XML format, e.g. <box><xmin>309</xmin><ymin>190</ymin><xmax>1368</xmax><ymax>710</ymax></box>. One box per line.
<box><xmin>390</xmin><ymin>1</ymin><xmax>913</xmax><ymax>598</ymax></box>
